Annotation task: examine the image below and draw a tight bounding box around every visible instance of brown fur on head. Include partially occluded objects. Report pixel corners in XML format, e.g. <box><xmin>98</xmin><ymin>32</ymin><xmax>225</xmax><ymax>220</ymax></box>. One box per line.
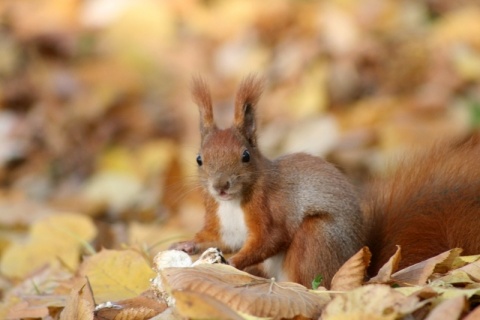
<box><xmin>191</xmin><ymin>75</ymin><xmax>265</xmax><ymax>201</ymax></box>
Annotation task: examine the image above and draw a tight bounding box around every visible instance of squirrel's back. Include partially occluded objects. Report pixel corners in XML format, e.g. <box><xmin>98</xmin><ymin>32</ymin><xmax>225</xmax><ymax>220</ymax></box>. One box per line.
<box><xmin>365</xmin><ymin>134</ymin><xmax>480</xmax><ymax>274</ymax></box>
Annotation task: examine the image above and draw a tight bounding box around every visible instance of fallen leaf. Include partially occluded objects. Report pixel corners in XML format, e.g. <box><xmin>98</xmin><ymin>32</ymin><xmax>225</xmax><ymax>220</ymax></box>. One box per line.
<box><xmin>456</xmin><ymin>259</ymin><xmax>480</xmax><ymax>282</ymax></box>
<box><xmin>6</xmin><ymin>301</ymin><xmax>50</xmax><ymax>319</ymax></box>
<box><xmin>282</xmin><ymin>116</ymin><xmax>339</xmax><ymax>156</ymax></box>
<box><xmin>94</xmin><ymin>290</ymin><xmax>167</xmax><ymax>320</ymax></box>
<box><xmin>434</xmin><ymin>270</ymin><xmax>476</xmax><ymax>286</ymax></box>
<box><xmin>78</xmin><ymin>249</ymin><xmax>155</xmax><ymax>303</ymax></box>
<box><xmin>160</xmin><ymin>264</ymin><xmax>327</xmax><ymax>319</ymax></box>
<box><xmin>60</xmin><ymin>277</ymin><xmax>95</xmax><ymax>320</ymax></box>
<box><xmin>424</xmin><ymin>295</ymin><xmax>467</xmax><ymax>320</ymax></box>
<box><xmin>395</xmin><ymin>287</ymin><xmax>438</xmax><ymax>316</ymax></box>
<box><xmin>322</xmin><ymin>284</ymin><xmax>407</xmax><ymax>320</ymax></box>
<box><xmin>111</xmin><ymin>307</ymin><xmax>157</xmax><ymax>320</ymax></box>
<box><xmin>369</xmin><ymin>245</ymin><xmax>401</xmax><ymax>283</ymax></box>
<box><xmin>392</xmin><ymin>249</ymin><xmax>463</xmax><ymax>285</ymax></box>
<box><xmin>331</xmin><ymin>247</ymin><xmax>371</xmax><ymax>291</ymax></box>
<box><xmin>464</xmin><ymin>305</ymin><xmax>480</xmax><ymax>320</ymax></box>
<box><xmin>82</xmin><ymin>171</ymin><xmax>145</xmax><ymax>216</ymax></box>
<box><xmin>431</xmin><ymin>287</ymin><xmax>480</xmax><ymax>302</ymax></box>
<box><xmin>173</xmin><ymin>290</ymin><xmax>244</xmax><ymax>320</ymax></box>
<box><xmin>0</xmin><ymin>213</ymin><xmax>97</xmax><ymax>278</ymax></box>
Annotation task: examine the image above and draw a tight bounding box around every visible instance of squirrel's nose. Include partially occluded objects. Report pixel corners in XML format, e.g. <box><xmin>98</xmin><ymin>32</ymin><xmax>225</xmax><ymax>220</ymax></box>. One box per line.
<box><xmin>213</xmin><ymin>179</ymin><xmax>230</xmax><ymax>193</ymax></box>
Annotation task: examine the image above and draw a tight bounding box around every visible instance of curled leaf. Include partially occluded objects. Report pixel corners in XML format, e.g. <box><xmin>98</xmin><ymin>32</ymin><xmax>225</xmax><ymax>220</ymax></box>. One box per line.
<box><xmin>331</xmin><ymin>247</ymin><xmax>371</xmax><ymax>291</ymax></box>
<box><xmin>369</xmin><ymin>245</ymin><xmax>401</xmax><ymax>283</ymax></box>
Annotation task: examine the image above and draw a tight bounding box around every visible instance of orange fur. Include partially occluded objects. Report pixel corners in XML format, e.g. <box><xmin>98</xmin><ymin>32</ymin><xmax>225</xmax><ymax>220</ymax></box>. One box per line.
<box><xmin>365</xmin><ymin>134</ymin><xmax>480</xmax><ymax>275</ymax></box>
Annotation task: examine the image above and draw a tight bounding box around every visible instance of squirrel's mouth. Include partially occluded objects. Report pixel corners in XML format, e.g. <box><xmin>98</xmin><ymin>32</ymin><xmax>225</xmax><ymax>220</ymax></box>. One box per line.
<box><xmin>216</xmin><ymin>190</ymin><xmax>233</xmax><ymax>201</ymax></box>
<box><xmin>213</xmin><ymin>188</ymin><xmax>240</xmax><ymax>201</ymax></box>
<box><xmin>207</xmin><ymin>183</ymin><xmax>238</xmax><ymax>201</ymax></box>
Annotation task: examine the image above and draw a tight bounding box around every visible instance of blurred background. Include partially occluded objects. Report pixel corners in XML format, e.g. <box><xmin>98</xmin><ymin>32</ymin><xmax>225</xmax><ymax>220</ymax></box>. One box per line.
<box><xmin>0</xmin><ymin>0</ymin><xmax>479</xmax><ymax>286</ymax></box>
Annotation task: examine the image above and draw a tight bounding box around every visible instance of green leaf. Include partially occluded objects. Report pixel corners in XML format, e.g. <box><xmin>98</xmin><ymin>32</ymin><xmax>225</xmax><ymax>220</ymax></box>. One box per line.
<box><xmin>469</xmin><ymin>100</ymin><xmax>480</xmax><ymax>128</ymax></box>
<box><xmin>312</xmin><ymin>274</ymin><xmax>323</xmax><ymax>290</ymax></box>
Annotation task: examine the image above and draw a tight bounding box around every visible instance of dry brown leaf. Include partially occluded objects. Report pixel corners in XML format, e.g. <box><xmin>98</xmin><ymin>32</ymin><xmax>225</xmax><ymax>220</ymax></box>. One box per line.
<box><xmin>78</xmin><ymin>249</ymin><xmax>155</xmax><ymax>303</ymax></box>
<box><xmin>94</xmin><ymin>291</ymin><xmax>167</xmax><ymax>320</ymax></box>
<box><xmin>6</xmin><ymin>301</ymin><xmax>50</xmax><ymax>319</ymax></box>
<box><xmin>60</xmin><ymin>277</ymin><xmax>94</xmax><ymax>320</ymax></box>
<box><xmin>432</xmin><ymin>248</ymin><xmax>464</xmax><ymax>274</ymax></box>
<box><xmin>456</xmin><ymin>259</ymin><xmax>480</xmax><ymax>282</ymax></box>
<box><xmin>322</xmin><ymin>284</ymin><xmax>407</xmax><ymax>320</ymax></box>
<box><xmin>172</xmin><ymin>290</ymin><xmax>244</xmax><ymax>320</ymax></box>
<box><xmin>5</xmin><ymin>286</ymin><xmax>70</xmax><ymax>319</ymax></box>
<box><xmin>112</xmin><ymin>307</ymin><xmax>156</xmax><ymax>320</ymax></box>
<box><xmin>392</xmin><ymin>249</ymin><xmax>463</xmax><ymax>285</ymax></box>
<box><xmin>369</xmin><ymin>245</ymin><xmax>401</xmax><ymax>283</ymax></box>
<box><xmin>160</xmin><ymin>264</ymin><xmax>328</xmax><ymax>319</ymax></box>
<box><xmin>464</xmin><ymin>305</ymin><xmax>480</xmax><ymax>320</ymax></box>
<box><xmin>424</xmin><ymin>295</ymin><xmax>467</xmax><ymax>320</ymax></box>
<box><xmin>330</xmin><ymin>247</ymin><xmax>371</xmax><ymax>291</ymax></box>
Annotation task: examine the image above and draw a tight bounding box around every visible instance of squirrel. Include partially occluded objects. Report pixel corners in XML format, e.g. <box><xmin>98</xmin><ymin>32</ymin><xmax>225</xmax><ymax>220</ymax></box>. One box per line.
<box><xmin>365</xmin><ymin>133</ymin><xmax>480</xmax><ymax>275</ymax></box>
<box><xmin>170</xmin><ymin>75</ymin><xmax>480</xmax><ymax>288</ymax></box>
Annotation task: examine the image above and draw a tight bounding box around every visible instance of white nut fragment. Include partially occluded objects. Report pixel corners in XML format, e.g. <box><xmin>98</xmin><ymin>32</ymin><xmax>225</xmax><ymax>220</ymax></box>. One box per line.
<box><xmin>151</xmin><ymin>248</ymin><xmax>227</xmax><ymax>307</ymax></box>
<box><xmin>192</xmin><ymin>247</ymin><xmax>226</xmax><ymax>266</ymax></box>
<box><xmin>153</xmin><ymin>250</ymin><xmax>193</xmax><ymax>271</ymax></box>
<box><xmin>151</xmin><ymin>250</ymin><xmax>192</xmax><ymax>306</ymax></box>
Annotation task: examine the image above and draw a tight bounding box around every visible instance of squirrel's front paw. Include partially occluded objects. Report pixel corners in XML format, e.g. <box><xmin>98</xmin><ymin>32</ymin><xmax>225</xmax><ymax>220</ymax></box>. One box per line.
<box><xmin>169</xmin><ymin>240</ymin><xmax>198</xmax><ymax>255</ymax></box>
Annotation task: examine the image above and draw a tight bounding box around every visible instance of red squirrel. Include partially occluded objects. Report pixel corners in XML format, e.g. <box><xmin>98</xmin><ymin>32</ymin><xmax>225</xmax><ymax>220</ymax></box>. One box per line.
<box><xmin>170</xmin><ymin>75</ymin><xmax>365</xmax><ymax>288</ymax></box>
<box><xmin>170</xmin><ymin>75</ymin><xmax>480</xmax><ymax>288</ymax></box>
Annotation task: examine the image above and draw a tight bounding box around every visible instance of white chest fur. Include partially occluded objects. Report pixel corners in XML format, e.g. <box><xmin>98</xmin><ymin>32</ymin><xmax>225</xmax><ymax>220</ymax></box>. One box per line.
<box><xmin>216</xmin><ymin>200</ymin><xmax>248</xmax><ymax>251</ymax></box>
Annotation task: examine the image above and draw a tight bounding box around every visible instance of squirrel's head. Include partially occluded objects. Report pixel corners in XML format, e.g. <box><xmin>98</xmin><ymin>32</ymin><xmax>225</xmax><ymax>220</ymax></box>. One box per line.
<box><xmin>192</xmin><ymin>75</ymin><xmax>264</xmax><ymax>202</ymax></box>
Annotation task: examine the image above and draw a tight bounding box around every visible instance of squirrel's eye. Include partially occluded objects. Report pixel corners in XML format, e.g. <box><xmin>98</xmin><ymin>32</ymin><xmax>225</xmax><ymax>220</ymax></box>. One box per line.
<box><xmin>196</xmin><ymin>155</ymin><xmax>203</xmax><ymax>166</ymax></box>
<box><xmin>241</xmin><ymin>150</ymin><xmax>250</xmax><ymax>163</ymax></box>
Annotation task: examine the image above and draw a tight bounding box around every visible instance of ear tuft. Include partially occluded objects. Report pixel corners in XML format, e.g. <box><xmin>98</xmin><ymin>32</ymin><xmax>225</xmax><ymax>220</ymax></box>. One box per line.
<box><xmin>234</xmin><ymin>74</ymin><xmax>265</xmax><ymax>145</ymax></box>
<box><xmin>191</xmin><ymin>76</ymin><xmax>215</xmax><ymax>137</ymax></box>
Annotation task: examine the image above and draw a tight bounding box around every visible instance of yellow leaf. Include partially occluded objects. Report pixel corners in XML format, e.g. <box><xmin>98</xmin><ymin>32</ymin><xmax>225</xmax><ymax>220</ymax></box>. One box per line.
<box><xmin>97</xmin><ymin>147</ymin><xmax>138</xmax><ymax>176</ymax></box>
<box><xmin>431</xmin><ymin>6</ymin><xmax>480</xmax><ymax>50</ymax></box>
<box><xmin>136</xmin><ymin>140</ymin><xmax>177</xmax><ymax>179</ymax></box>
<box><xmin>0</xmin><ymin>213</ymin><xmax>97</xmax><ymax>279</ymax></box>
<box><xmin>434</xmin><ymin>270</ymin><xmax>476</xmax><ymax>286</ymax></box>
<box><xmin>78</xmin><ymin>249</ymin><xmax>155</xmax><ymax>303</ymax></box>
<box><xmin>30</xmin><ymin>213</ymin><xmax>97</xmax><ymax>246</ymax></box>
<box><xmin>82</xmin><ymin>172</ymin><xmax>144</xmax><ymax>214</ymax></box>
<box><xmin>287</xmin><ymin>62</ymin><xmax>328</xmax><ymax>119</ymax></box>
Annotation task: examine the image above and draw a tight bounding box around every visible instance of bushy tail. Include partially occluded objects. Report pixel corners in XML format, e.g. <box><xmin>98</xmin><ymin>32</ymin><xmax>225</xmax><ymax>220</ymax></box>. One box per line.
<box><xmin>364</xmin><ymin>134</ymin><xmax>480</xmax><ymax>275</ymax></box>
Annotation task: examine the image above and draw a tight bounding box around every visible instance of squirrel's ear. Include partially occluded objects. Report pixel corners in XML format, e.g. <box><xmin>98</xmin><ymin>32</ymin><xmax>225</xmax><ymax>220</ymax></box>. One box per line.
<box><xmin>234</xmin><ymin>74</ymin><xmax>264</xmax><ymax>146</ymax></box>
<box><xmin>191</xmin><ymin>76</ymin><xmax>216</xmax><ymax>138</ymax></box>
